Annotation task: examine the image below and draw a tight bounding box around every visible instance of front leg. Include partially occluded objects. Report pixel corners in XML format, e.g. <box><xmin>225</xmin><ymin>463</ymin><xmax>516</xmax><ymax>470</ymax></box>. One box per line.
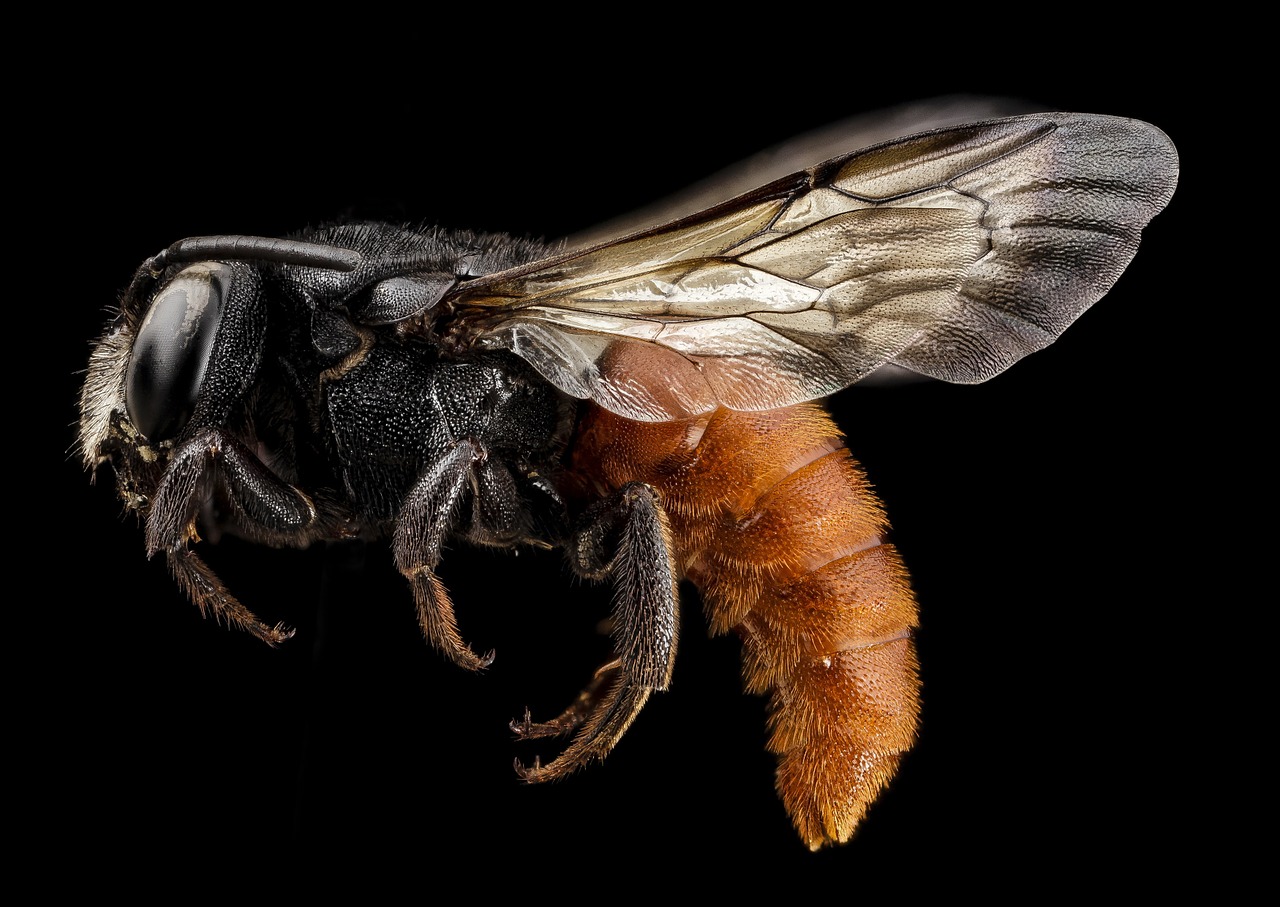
<box><xmin>513</xmin><ymin>482</ymin><xmax>678</xmax><ymax>781</ymax></box>
<box><xmin>146</xmin><ymin>428</ymin><xmax>324</xmax><ymax>644</ymax></box>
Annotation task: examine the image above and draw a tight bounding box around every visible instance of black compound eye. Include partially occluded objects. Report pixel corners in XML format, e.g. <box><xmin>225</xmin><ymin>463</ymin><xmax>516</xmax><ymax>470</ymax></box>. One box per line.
<box><xmin>125</xmin><ymin>263</ymin><xmax>231</xmax><ymax>441</ymax></box>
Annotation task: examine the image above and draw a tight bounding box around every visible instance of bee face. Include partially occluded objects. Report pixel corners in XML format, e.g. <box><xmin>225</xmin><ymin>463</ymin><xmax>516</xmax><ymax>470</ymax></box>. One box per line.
<box><xmin>71</xmin><ymin>98</ymin><xmax>1180</xmax><ymax>863</ymax></box>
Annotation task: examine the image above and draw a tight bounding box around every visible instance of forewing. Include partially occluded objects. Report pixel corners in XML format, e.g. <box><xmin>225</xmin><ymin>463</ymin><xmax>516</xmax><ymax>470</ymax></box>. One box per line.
<box><xmin>445</xmin><ymin>113</ymin><xmax>1178</xmax><ymax>422</ymax></box>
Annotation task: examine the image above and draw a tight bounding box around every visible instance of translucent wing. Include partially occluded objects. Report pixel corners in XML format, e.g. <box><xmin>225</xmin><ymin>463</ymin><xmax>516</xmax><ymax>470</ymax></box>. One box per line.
<box><xmin>443</xmin><ymin>113</ymin><xmax>1179</xmax><ymax>422</ymax></box>
<box><xmin>563</xmin><ymin>94</ymin><xmax>1045</xmax><ymax>251</ymax></box>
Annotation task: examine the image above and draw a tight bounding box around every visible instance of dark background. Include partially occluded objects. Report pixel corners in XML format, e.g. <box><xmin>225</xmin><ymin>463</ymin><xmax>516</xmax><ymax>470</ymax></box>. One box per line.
<box><xmin>38</xmin><ymin>38</ymin><xmax>1209</xmax><ymax>892</ymax></box>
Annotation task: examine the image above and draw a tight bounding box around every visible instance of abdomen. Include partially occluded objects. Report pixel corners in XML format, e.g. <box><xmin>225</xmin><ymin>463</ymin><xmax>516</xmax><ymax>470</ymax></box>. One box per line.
<box><xmin>569</xmin><ymin>402</ymin><xmax>920</xmax><ymax>849</ymax></box>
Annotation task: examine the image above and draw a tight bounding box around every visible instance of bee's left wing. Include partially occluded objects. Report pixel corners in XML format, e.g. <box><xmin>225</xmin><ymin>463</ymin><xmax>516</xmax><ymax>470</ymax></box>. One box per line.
<box><xmin>441</xmin><ymin>112</ymin><xmax>1178</xmax><ymax>422</ymax></box>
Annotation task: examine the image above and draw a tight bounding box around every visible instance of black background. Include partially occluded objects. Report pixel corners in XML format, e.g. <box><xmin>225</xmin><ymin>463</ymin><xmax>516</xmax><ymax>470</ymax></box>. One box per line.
<box><xmin>37</xmin><ymin>34</ymin><xmax>1210</xmax><ymax>894</ymax></box>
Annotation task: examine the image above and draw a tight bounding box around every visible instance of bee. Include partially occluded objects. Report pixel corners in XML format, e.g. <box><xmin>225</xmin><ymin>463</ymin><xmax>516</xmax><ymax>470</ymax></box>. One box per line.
<box><xmin>79</xmin><ymin>112</ymin><xmax>1178</xmax><ymax>850</ymax></box>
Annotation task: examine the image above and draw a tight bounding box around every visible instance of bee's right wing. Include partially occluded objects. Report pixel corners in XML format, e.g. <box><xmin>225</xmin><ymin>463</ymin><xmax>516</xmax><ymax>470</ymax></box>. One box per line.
<box><xmin>441</xmin><ymin>113</ymin><xmax>1179</xmax><ymax>423</ymax></box>
<box><xmin>564</xmin><ymin>94</ymin><xmax>1046</xmax><ymax>251</ymax></box>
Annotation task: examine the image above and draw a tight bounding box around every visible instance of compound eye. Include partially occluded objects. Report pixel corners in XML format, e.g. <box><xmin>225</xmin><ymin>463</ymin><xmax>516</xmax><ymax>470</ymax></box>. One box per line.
<box><xmin>125</xmin><ymin>263</ymin><xmax>230</xmax><ymax>441</ymax></box>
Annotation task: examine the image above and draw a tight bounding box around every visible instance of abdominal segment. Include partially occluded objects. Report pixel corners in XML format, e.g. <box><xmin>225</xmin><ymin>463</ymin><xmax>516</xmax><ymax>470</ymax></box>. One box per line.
<box><xmin>570</xmin><ymin>403</ymin><xmax>920</xmax><ymax>850</ymax></box>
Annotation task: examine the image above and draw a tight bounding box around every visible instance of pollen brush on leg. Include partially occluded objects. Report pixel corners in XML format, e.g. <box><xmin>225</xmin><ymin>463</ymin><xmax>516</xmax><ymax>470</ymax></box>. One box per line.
<box><xmin>560</xmin><ymin>403</ymin><xmax>920</xmax><ymax>849</ymax></box>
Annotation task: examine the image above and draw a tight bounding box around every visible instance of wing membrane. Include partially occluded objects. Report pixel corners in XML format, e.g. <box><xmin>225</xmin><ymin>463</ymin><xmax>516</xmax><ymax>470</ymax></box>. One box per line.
<box><xmin>445</xmin><ymin>112</ymin><xmax>1178</xmax><ymax>422</ymax></box>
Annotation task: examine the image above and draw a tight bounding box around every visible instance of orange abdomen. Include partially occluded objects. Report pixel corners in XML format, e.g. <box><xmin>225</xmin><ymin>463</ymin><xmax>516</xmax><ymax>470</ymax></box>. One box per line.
<box><xmin>569</xmin><ymin>402</ymin><xmax>920</xmax><ymax>849</ymax></box>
